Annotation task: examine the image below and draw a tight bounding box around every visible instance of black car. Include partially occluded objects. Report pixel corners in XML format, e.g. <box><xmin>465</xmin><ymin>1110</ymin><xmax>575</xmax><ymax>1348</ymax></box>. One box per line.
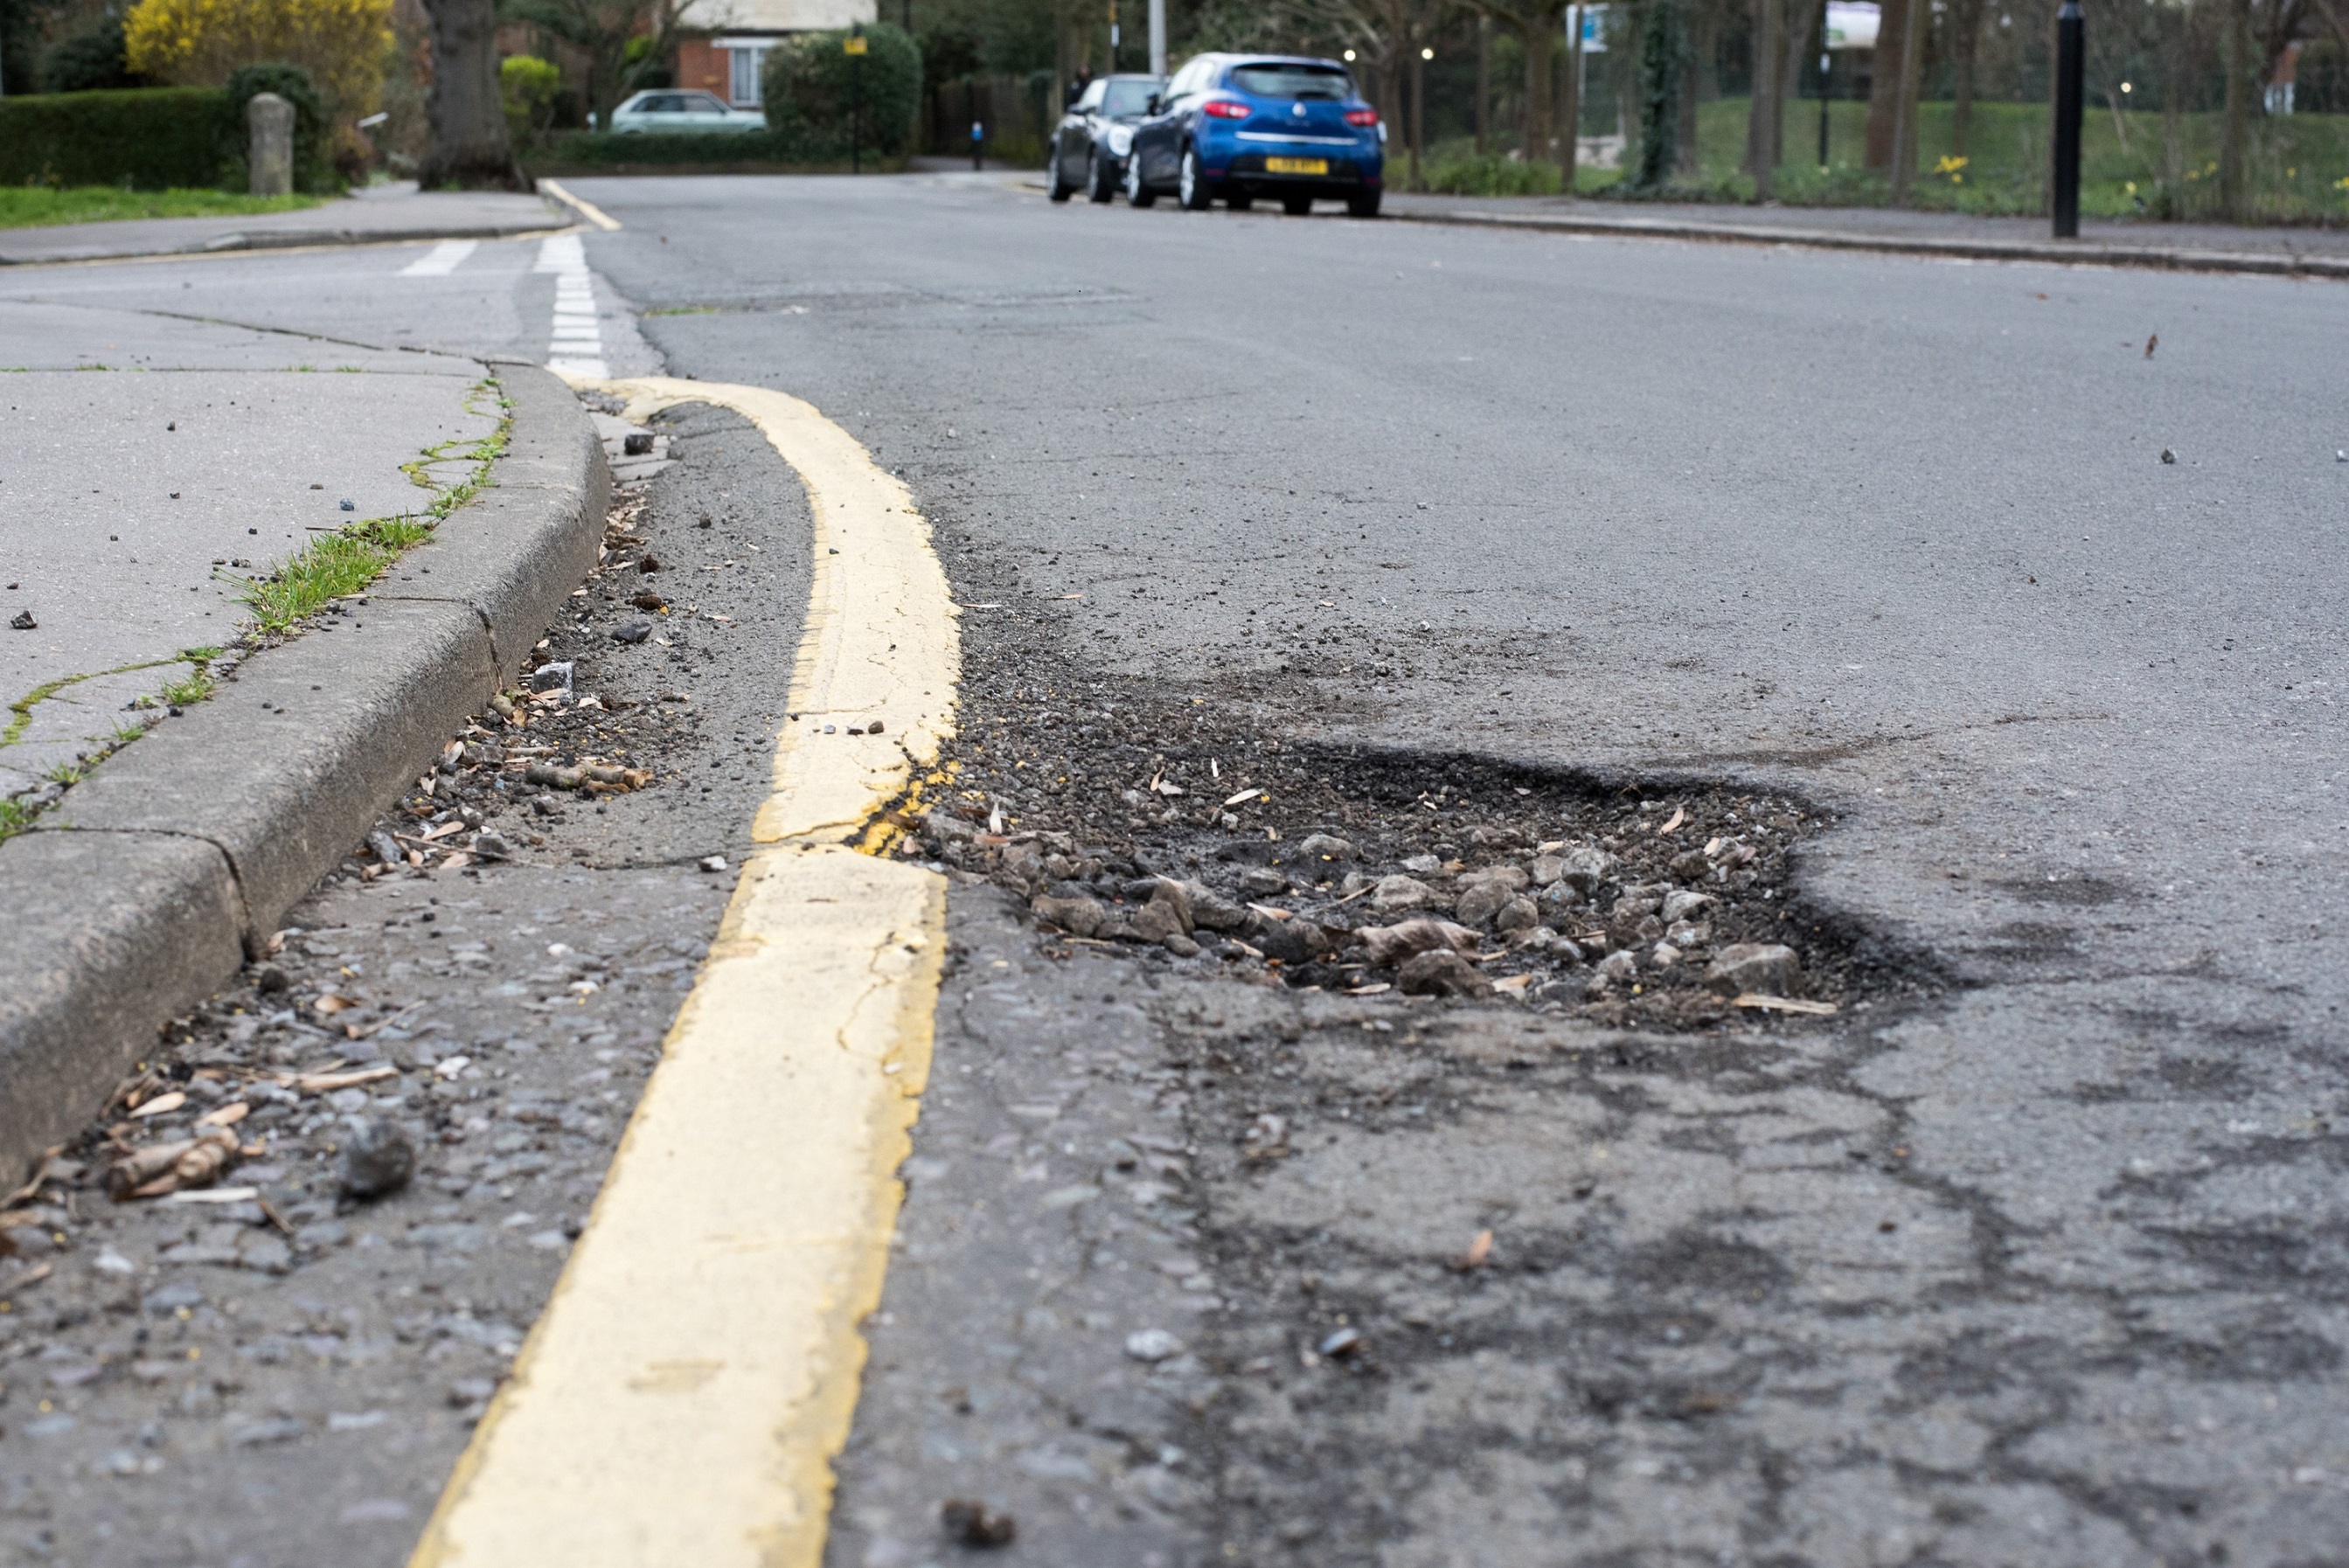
<box><xmin>1046</xmin><ymin>73</ymin><xmax>1165</xmax><ymax>204</ymax></box>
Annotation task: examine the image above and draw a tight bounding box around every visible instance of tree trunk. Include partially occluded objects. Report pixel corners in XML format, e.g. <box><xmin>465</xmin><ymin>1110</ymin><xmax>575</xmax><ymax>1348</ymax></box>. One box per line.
<box><xmin>420</xmin><ymin>0</ymin><xmax>525</xmax><ymax>191</ymax></box>
<box><xmin>1523</xmin><ymin>17</ymin><xmax>1553</xmax><ymax>163</ymax></box>
<box><xmin>1863</xmin><ymin>0</ymin><xmax>1907</xmax><ymax>169</ymax></box>
<box><xmin>1476</xmin><ymin>12</ymin><xmax>1492</xmax><ymax>155</ymax></box>
<box><xmin>1636</xmin><ymin>0</ymin><xmax>1685</xmax><ymax>186</ymax></box>
<box><xmin>1887</xmin><ymin>0</ymin><xmax>1926</xmax><ymax>198</ymax></box>
<box><xmin>1746</xmin><ymin>0</ymin><xmax>1781</xmax><ymax>196</ymax></box>
<box><xmin>1677</xmin><ymin>3</ymin><xmax>1701</xmax><ymax>174</ymax></box>
<box><xmin>2220</xmin><ymin>0</ymin><xmax>2252</xmax><ymax>219</ymax></box>
<box><xmin>1780</xmin><ymin>0</ymin><xmax>1810</xmax><ymax>166</ymax></box>
<box><xmin>1949</xmin><ymin>0</ymin><xmax>1982</xmax><ymax>156</ymax></box>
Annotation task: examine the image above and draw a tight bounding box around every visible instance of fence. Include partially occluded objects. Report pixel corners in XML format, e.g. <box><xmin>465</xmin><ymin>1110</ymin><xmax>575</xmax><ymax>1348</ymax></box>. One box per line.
<box><xmin>922</xmin><ymin>74</ymin><xmax>1052</xmax><ymax>164</ymax></box>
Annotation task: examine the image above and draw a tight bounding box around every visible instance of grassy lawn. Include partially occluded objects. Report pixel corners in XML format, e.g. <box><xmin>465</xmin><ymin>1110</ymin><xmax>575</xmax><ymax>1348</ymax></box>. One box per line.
<box><xmin>0</xmin><ymin>187</ymin><xmax>326</xmax><ymax>230</ymax></box>
<box><xmin>1427</xmin><ymin>101</ymin><xmax>2349</xmax><ymax>223</ymax></box>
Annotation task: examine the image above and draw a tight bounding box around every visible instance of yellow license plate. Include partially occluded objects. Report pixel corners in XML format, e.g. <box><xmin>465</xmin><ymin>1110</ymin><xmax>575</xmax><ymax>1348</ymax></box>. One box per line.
<box><xmin>1264</xmin><ymin>157</ymin><xmax>1329</xmax><ymax>176</ymax></box>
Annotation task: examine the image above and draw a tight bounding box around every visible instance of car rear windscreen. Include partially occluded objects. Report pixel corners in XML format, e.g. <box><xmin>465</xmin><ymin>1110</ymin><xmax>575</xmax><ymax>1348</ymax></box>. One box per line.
<box><xmin>1102</xmin><ymin>80</ymin><xmax>1157</xmax><ymax>115</ymax></box>
<box><xmin>1229</xmin><ymin>64</ymin><xmax>1351</xmax><ymax>101</ymax></box>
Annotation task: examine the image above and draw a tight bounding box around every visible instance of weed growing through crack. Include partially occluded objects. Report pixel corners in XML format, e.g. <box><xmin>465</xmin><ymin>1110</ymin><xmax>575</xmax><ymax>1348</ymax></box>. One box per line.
<box><xmin>241</xmin><ymin>521</ymin><xmax>416</xmax><ymax>630</ymax></box>
<box><xmin>157</xmin><ymin>663</ymin><xmax>215</xmax><ymax>708</ymax></box>
<box><xmin>239</xmin><ymin>379</ymin><xmax>510</xmax><ymax>634</ymax></box>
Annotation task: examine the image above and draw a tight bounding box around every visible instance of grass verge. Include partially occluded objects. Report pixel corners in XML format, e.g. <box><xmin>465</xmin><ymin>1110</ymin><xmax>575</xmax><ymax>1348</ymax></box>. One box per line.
<box><xmin>0</xmin><ymin>187</ymin><xmax>325</xmax><ymax>230</ymax></box>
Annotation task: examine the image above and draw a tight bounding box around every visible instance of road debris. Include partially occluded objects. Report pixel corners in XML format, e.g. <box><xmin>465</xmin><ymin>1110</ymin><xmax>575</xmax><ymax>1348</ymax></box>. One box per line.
<box><xmin>940</xmin><ymin>1499</ymin><xmax>1018</xmax><ymax>1548</ymax></box>
<box><xmin>337</xmin><ymin>1116</ymin><xmax>417</xmax><ymax>1199</ymax></box>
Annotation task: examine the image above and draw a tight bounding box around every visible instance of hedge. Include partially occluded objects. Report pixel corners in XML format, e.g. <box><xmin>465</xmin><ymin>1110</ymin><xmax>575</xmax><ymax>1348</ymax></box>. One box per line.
<box><xmin>0</xmin><ymin>87</ymin><xmax>233</xmax><ymax>189</ymax></box>
<box><xmin>538</xmin><ymin>129</ymin><xmax>904</xmax><ymax>170</ymax></box>
<box><xmin>762</xmin><ymin>25</ymin><xmax>921</xmax><ymax>160</ymax></box>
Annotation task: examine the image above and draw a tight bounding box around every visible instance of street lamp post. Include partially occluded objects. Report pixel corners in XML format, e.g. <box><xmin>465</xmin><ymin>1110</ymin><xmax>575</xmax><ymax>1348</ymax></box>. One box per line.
<box><xmin>1817</xmin><ymin>47</ymin><xmax>1831</xmax><ymax>168</ymax></box>
<box><xmin>2052</xmin><ymin>0</ymin><xmax>2084</xmax><ymax>238</ymax></box>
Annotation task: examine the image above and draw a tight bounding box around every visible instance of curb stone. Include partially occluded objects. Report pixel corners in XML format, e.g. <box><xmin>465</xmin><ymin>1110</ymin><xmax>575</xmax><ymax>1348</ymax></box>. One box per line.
<box><xmin>0</xmin><ymin>364</ymin><xmax>609</xmax><ymax>1176</ymax></box>
<box><xmin>0</xmin><ymin>207</ymin><xmax>572</xmax><ymax>268</ymax></box>
<box><xmin>1386</xmin><ymin>207</ymin><xmax>2349</xmax><ymax>278</ymax></box>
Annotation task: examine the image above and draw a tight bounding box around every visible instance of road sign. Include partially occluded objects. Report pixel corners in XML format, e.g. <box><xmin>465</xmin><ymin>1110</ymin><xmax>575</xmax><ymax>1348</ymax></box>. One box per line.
<box><xmin>844</xmin><ymin>35</ymin><xmax>867</xmax><ymax>54</ymax></box>
<box><xmin>1824</xmin><ymin>2</ymin><xmax>1879</xmax><ymax>51</ymax></box>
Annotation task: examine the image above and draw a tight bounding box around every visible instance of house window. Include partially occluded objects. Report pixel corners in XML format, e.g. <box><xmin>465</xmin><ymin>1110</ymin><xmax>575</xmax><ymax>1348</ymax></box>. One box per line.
<box><xmin>726</xmin><ymin>45</ymin><xmax>768</xmax><ymax>108</ymax></box>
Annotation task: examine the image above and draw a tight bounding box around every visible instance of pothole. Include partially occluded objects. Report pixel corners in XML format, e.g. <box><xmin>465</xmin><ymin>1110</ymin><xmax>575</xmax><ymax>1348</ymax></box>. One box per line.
<box><xmin>891</xmin><ymin>668</ymin><xmax>1933</xmax><ymax>1031</ymax></box>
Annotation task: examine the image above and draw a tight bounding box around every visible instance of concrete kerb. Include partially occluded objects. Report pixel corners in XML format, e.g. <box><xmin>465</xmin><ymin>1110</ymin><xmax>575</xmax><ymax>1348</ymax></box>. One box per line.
<box><xmin>1386</xmin><ymin>207</ymin><xmax>2349</xmax><ymax>279</ymax></box>
<box><xmin>0</xmin><ymin>364</ymin><xmax>608</xmax><ymax>1178</ymax></box>
<box><xmin>0</xmin><ymin>204</ymin><xmax>574</xmax><ymax>268</ymax></box>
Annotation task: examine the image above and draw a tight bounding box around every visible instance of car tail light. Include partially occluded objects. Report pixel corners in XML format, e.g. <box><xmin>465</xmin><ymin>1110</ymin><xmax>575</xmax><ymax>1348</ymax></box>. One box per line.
<box><xmin>1345</xmin><ymin>108</ymin><xmax>1380</xmax><ymax>127</ymax></box>
<box><xmin>1201</xmin><ymin>99</ymin><xmax>1251</xmax><ymax>119</ymax></box>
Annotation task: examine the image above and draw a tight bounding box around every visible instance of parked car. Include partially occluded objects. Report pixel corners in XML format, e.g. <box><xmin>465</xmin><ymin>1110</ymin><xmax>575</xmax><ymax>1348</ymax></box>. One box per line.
<box><xmin>1122</xmin><ymin>54</ymin><xmax>1383</xmax><ymax>217</ymax></box>
<box><xmin>608</xmin><ymin>90</ymin><xmax>767</xmax><ymax>135</ymax></box>
<box><xmin>1046</xmin><ymin>73</ymin><xmax>1165</xmax><ymax>203</ymax></box>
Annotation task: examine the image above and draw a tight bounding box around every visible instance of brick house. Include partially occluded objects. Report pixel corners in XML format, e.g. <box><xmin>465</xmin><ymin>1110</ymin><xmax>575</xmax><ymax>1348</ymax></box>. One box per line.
<box><xmin>674</xmin><ymin>0</ymin><xmax>875</xmax><ymax>110</ymax></box>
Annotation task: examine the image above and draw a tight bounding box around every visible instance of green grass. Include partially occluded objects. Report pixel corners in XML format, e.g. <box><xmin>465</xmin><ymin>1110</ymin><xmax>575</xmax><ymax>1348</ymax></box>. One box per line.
<box><xmin>158</xmin><ymin>664</ymin><xmax>214</xmax><ymax>707</ymax></box>
<box><xmin>1422</xmin><ymin>150</ymin><xmax>1567</xmax><ymax>197</ymax></box>
<box><xmin>240</xmin><ymin>520</ymin><xmax>419</xmax><ymax>631</ymax></box>
<box><xmin>1592</xmin><ymin>97</ymin><xmax>2349</xmax><ymax>222</ymax></box>
<box><xmin>0</xmin><ymin>186</ymin><xmax>325</xmax><ymax>230</ymax></box>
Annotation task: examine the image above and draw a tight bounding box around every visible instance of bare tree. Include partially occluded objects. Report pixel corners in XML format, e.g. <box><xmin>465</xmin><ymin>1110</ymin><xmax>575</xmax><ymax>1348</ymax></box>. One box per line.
<box><xmin>2219</xmin><ymin>0</ymin><xmax>2252</xmax><ymax>218</ymax></box>
<box><xmin>504</xmin><ymin>0</ymin><xmax>697</xmax><ymax>135</ymax></box>
<box><xmin>1862</xmin><ymin>0</ymin><xmax>1907</xmax><ymax>170</ymax></box>
<box><xmin>1745</xmin><ymin>0</ymin><xmax>1782</xmax><ymax>196</ymax></box>
<box><xmin>1948</xmin><ymin>0</ymin><xmax>1984</xmax><ymax>157</ymax></box>
<box><xmin>420</xmin><ymin>0</ymin><xmax>526</xmax><ymax>190</ymax></box>
<box><xmin>1490</xmin><ymin>0</ymin><xmax>1569</xmax><ymax>163</ymax></box>
<box><xmin>1886</xmin><ymin>0</ymin><xmax>1925</xmax><ymax>198</ymax></box>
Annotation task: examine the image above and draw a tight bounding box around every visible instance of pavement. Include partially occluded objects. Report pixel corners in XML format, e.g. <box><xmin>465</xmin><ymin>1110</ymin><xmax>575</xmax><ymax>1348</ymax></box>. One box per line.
<box><xmin>0</xmin><ymin>303</ymin><xmax>498</xmax><ymax>801</ymax></box>
<box><xmin>0</xmin><ymin>184</ymin><xmax>566</xmax><ymax>267</ymax></box>
<box><xmin>1380</xmin><ymin>188</ymin><xmax>2349</xmax><ymax>267</ymax></box>
<box><xmin>0</xmin><ymin>172</ymin><xmax>2345</xmax><ymax>1568</ymax></box>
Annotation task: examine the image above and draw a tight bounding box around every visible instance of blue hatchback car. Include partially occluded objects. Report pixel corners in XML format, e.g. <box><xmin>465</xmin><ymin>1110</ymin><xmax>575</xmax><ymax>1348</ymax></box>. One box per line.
<box><xmin>1122</xmin><ymin>54</ymin><xmax>1385</xmax><ymax>217</ymax></box>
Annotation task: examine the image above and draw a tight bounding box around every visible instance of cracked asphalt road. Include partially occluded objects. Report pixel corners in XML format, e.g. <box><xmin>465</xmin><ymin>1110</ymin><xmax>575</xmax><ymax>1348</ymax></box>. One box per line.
<box><xmin>571</xmin><ymin>175</ymin><xmax>2348</xmax><ymax>1566</ymax></box>
<box><xmin>1</xmin><ymin>176</ymin><xmax>2343</xmax><ymax>1565</ymax></box>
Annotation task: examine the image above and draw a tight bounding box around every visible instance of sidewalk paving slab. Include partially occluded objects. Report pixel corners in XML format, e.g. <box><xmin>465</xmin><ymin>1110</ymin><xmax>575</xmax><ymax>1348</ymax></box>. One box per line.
<box><xmin>0</xmin><ymin>184</ymin><xmax>566</xmax><ymax>267</ymax></box>
<box><xmin>0</xmin><ymin>301</ymin><xmax>497</xmax><ymax>800</ymax></box>
<box><xmin>0</xmin><ymin>359</ymin><xmax>607</xmax><ymax>1175</ymax></box>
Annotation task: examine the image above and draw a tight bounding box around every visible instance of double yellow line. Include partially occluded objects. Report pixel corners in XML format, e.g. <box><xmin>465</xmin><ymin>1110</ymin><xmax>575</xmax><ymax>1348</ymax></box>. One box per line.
<box><xmin>411</xmin><ymin>379</ymin><xmax>959</xmax><ymax>1567</ymax></box>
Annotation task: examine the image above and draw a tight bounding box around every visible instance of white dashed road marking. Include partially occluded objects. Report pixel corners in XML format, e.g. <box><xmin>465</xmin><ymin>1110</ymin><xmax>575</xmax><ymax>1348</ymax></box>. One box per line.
<box><xmin>399</xmin><ymin>239</ymin><xmax>479</xmax><ymax>276</ymax></box>
<box><xmin>536</xmin><ymin>234</ymin><xmax>608</xmax><ymax>381</ymax></box>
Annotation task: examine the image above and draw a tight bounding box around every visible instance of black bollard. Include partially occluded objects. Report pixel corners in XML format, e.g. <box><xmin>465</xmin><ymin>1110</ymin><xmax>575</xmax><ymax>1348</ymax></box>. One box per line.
<box><xmin>2052</xmin><ymin>0</ymin><xmax>2084</xmax><ymax>238</ymax></box>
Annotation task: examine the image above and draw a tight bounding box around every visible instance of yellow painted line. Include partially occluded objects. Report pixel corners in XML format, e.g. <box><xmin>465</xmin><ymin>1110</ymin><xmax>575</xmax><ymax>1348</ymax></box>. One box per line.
<box><xmin>539</xmin><ymin>178</ymin><xmax>623</xmax><ymax>232</ymax></box>
<box><xmin>411</xmin><ymin>378</ymin><xmax>959</xmax><ymax>1568</ymax></box>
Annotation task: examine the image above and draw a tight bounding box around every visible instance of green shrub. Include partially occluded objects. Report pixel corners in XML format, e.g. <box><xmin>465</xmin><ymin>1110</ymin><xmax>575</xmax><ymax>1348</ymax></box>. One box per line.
<box><xmin>502</xmin><ymin>54</ymin><xmax>562</xmax><ymax>151</ymax></box>
<box><xmin>223</xmin><ymin>62</ymin><xmax>335</xmax><ymax>191</ymax></box>
<box><xmin>0</xmin><ymin>87</ymin><xmax>233</xmax><ymax>188</ymax></box>
<box><xmin>538</xmin><ymin>128</ymin><xmax>901</xmax><ymax>170</ymax></box>
<box><xmin>1424</xmin><ymin>152</ymin><xmax>1565</xmax><ymax>197</ymax></box>
<box><xmin>761</xmin><ymin>24</ymin><xmax>921</xmax><ymax>159</ymax></box>
<box><xmin>44</xmin><ymin>19</ymin><xmax>142</xmax><ymax>93</ymax></box>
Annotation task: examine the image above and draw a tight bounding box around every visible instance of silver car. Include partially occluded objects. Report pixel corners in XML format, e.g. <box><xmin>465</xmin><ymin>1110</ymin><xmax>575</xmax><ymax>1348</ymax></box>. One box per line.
<box><xmin>608</xmin><ymin>90</ymin><xmax>767</xmax><ymax>135</ymax></box>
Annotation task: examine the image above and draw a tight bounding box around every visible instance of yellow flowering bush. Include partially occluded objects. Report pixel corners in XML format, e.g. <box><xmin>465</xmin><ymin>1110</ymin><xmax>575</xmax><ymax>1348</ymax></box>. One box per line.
<box><xmin>125</xmin><ymin>0</ymin><xmax>392</xmax><ymax>116</ymax></box>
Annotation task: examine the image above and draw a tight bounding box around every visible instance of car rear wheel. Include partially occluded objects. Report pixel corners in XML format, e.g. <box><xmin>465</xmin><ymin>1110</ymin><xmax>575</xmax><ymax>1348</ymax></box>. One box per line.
<box><xmin>1282</xmin><ymin>195</ymin><xmax>1313</xmax><ymax>216</ymax></box>
<box><xmin>1046</xmin><ymin>149</ymin><xmax>1074</xmax><ymax>202</ymax></box>
<box><xmin>1346</xmin><ymin>190</ymin><xmax>1381</xmax><ymax>219</ymax></box>
<box><xmin>1124</xmin><ymin>153</ymin><xmax>1157</xmax><ymax>207</ymax></box>
<box><xmin>1088</xmin><ymin>150</ymin><xmax>1117</xmax><ymax>203</ymax></box>
<box><xmin>1178</xmin><ymin>147</ymin><xmax>1217</xmax><ymax>211</ymax></box>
